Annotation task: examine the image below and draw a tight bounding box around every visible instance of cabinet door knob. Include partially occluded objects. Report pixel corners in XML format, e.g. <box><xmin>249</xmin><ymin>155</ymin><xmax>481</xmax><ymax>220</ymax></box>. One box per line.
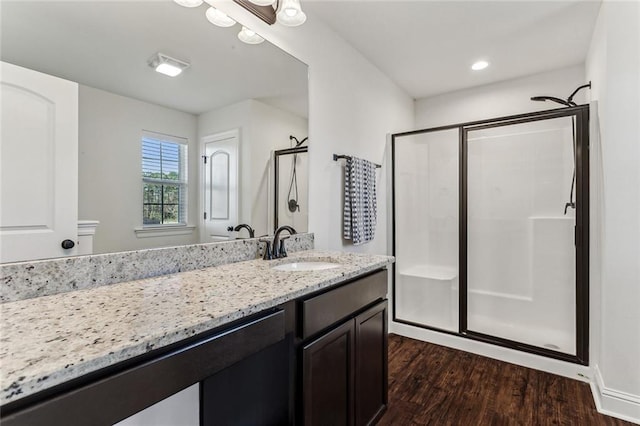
<box><xmin>61</xmin><ymin>239</ymin><xmax>75</xmax><ymax>249</ymax></box>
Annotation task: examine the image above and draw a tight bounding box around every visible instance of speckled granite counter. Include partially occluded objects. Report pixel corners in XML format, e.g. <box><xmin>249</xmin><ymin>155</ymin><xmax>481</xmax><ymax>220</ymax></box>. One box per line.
<box><xmin>0</xmin><ymin>250</ymin><xmax>393</xmax><ymax>406</ymax></box>
<box><xmin>0</xmin><ymin>233</ymin><xmax>314</xmax><ymax>303</ymax></box>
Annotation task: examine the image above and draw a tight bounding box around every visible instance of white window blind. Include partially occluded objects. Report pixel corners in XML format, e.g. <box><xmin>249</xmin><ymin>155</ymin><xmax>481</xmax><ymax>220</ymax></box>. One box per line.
<box><xmin>141</xmin><ymin>131</ymin><xmax>188</xmax><ymax>226</ymax></box>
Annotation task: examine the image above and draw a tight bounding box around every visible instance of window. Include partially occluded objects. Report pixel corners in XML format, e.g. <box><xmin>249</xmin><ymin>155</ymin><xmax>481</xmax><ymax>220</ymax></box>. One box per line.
<box><xmin>142</xmin><ymin>131</ymin><xmax>188</xmax><ymax>226</ymax></box>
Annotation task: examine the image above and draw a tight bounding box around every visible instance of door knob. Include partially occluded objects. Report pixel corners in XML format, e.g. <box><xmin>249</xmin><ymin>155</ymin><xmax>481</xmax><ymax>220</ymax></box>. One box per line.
<box><xmin>61</xmin><ymin>239</ymin><xmax>75</xmax><ymax>249</ymax></box>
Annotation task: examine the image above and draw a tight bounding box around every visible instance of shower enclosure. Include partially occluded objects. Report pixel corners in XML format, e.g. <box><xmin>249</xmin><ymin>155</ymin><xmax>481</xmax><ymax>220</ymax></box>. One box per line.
<box><xmin>273</xmin><ymin>145</ymin><xmax>308</xmax><ymax>233</ymax></box>
<box><xmin>392</xmin><ymin>106</ymin><xmax>589</xmax><ymax>364</ymax></box>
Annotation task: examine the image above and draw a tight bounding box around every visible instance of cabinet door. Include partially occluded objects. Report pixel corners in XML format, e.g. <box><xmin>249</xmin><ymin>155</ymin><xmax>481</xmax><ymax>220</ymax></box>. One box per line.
<box><xmin>355</xmin><ymin>301</ymin><xmax>388</xmax><ymax>426</ymax></box>
<box><xmin>302</xmin><ymin>320</ymin><xmax>355</xmax><ymax>426</ymax></box>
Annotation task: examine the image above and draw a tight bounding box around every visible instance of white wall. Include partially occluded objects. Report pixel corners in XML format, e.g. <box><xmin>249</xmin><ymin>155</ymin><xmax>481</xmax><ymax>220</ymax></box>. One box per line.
<box><xmin>78</xmin><ymin>85</ymin><xmax>199</xmax><ymax>253</ymax></box>
<box><xmin>198</xmin><ymin>99</ymin><xmax>307</xmax><ymax>237</ymax></box>
<box><xmin>211</xmin><ymin>0</ymin><xmax>415</xmax><ymax>254</ymax></box>
<box><xmin>587</xmin><ymin>2</ymin><xmax>606</xmax><ymax>402</ymax></box>
<box><xmin>248</xmin><ymin>100</ymin><xmax>308</xmax><ymax>235</ymax></box>
<box><xmin>415</xmin><ymin>65</ymin><xmax>587</xmax><ymax>128</ymax></box>
<box><xmin>585</xmin><ymin>1</ymin><xmax>640</xmax><ymax>422</ymax></box>
<box><xmin>198</xmin><ymin>99</ymin><xmax>250</xmax><ymax>140</ymax></box>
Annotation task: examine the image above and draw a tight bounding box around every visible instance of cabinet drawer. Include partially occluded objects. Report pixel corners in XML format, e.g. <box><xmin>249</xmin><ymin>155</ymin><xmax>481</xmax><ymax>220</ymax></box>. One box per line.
<box><xmin>301</xmin><ymin>269</ymin><xmax>387</xmax><ymax>339</ymax></box>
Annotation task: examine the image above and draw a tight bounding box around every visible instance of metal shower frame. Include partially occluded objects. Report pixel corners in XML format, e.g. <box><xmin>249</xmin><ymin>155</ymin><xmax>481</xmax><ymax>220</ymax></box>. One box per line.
<box><xmin>273</xmin><ymin>145</ymin><xmax>308</xmax><ymax>232</ymax></box>
<box><xmin>391</xmin><ymin>105</ymin><xmax>590</xmax><ymax>365</ymax></box>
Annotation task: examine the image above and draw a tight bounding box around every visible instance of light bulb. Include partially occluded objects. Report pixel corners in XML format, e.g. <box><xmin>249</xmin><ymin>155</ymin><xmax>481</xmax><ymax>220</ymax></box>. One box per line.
<box><xmin>173</xmin><ymin>0</ymin><xmax>203</xmax><ymax>8</ymax></box>
<box><xmin>205</xmin><ymin>7</ymin><xmax>236</xmax><ymax>28</ymax></box>
<box><xmin>238</xmin><ymin>26</ymin><xmax>264</xmax><ymax>44</ymax></box>
<box><xmin>149</xmin><ymin>53</ymin><xmax>190</xmax><ymax>77</ymax></box>
<box><xmin>155</xmin><ymin>63</ymin><xmax>183</xmax><ymax>77</ymax></box>
<box><xmin>247</xmin><ymin>0</ymin><xmax>276</xmax><ymax>5</ymax></box>
<box><xmin>471</xmin><ymin>60</ymin><xmax>489</xmax><ymax>71</ymax></box>
<box><xmin>277</xmin><ymin>0</ymin><xmax>306</xmax><ymax>26</ymax></box>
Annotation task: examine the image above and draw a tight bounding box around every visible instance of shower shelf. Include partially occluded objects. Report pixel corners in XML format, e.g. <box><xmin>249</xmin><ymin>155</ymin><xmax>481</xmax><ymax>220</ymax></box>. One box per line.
<box><xmin>399</xmin><ymin>265</ymin><xmax>457</xmax><ymax>281</ymax></box>
<box><xmin>528</xmin><ymin>216</ymin><xmax>574</xmax><ymax>220</ymax></box>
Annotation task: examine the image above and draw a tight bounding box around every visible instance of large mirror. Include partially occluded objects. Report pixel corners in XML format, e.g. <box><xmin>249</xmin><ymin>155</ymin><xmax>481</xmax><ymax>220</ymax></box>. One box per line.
<box><xmin>0</xmin><ymin>0</ymin><xmax>308</xmax><ymax>262</ymax></box>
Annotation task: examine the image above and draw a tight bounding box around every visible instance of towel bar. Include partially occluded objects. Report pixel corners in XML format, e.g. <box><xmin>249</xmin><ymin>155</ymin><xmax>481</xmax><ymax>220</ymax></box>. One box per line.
<box><xmin>333</xmin><ymin>154</ymin><xmax>381</xmax><ymax>168</ymax></box>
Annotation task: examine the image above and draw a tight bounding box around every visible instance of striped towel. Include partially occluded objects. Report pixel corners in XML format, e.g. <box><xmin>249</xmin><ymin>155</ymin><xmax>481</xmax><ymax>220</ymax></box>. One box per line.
<box><xmin>343</xmin><ymin>157</ymin><xmax>377</xmax><ymax>245</ymax></box>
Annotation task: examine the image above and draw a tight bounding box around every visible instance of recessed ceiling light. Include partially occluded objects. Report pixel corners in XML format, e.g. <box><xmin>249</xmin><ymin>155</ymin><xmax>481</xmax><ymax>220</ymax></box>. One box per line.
<box><xmin>148</xmin><ymin>53</ymin><xmax>191</xmax><ymax>77</ymax></box>
<box><xmin>471</xmin><ymin>60</ymin><xmax>489</xmax><ymax>71</ymax></box>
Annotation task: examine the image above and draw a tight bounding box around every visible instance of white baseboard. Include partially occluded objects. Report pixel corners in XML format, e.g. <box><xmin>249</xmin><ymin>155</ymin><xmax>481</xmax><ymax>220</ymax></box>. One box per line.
<box><xmin>390</xmin><ymin>321</ymin><xmax>592</xmax><ymax>381</ymax></box>
<box><xmin>591</xmin><ymin>365</ymin><xmax>640</xmax><ymax>424</ymax></box>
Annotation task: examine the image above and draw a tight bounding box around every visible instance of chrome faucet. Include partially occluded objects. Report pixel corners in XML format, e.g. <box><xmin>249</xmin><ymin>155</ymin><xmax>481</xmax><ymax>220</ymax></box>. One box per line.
<box><xmin>227</xmin><ymin>224</ymin><xmax>255</xmax><ymax>238</ymax></box>
<box><xmin>260</xmin><ymin>225</ymin><xmax>297</xmax><ymax>260</ymax></box>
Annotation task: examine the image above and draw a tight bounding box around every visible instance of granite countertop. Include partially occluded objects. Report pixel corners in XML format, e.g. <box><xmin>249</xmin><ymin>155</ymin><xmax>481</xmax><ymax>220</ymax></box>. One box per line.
<box><xmin>0</xmin><ymin>250</ymin><xmax>393</xmax><ymax>406</ymax></box>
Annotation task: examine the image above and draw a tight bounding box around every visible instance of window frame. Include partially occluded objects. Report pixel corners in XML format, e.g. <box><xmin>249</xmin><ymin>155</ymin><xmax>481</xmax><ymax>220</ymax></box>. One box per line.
<box><xmin>141</xmin><ymin>130</ymin><xmax>188</xmax><ymax>228</ymax></box>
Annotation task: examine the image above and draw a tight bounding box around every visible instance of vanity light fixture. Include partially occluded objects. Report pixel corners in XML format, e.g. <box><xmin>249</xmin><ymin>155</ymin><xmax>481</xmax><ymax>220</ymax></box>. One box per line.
<box><xmin>206</xmin><ymin>7</ymin><xmax>237</xmax><ymax>28</ymax></box>
<box><xmin>173</xmin><ymin>0</ymin><xmax>203</xmax><ymax>8</ymax></box>
<box><xmin>276</xmin><ymin>0</ymin><xmax>306</xmax><ymax>26</ymax></box>
<box><xmin>471</xmin><ymin>60</ymin><xmax>490</xmax><ymax>71</ymax></box>
<box><xmin>235</xmin><ymin>0</ymin><xmax>307</xmax><ymax>27</ymax></box>
<box><xmin>148</xmin><ymin>53</ymin><xmax>191</xmax><ymax>77</ymax></box>
<box><xmin>238</xmin><ymin>26</ymin><xmax>265</xmax><ymax>44</ymax></box>
<box><xmin>173</xmin><ymin>0</ymin><xmax>307</xmax><ymax>46</ymax></box>
<box><xmin>247</xmin><ymin>0</ymin><xmax>276</xmax><ymax>6</ymax></box>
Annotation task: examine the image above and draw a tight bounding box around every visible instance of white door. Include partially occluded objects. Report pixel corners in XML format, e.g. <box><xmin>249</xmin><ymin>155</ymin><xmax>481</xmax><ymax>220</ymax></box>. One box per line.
<box><xmin>201</xmin><ymin>130</ymin><xmax>239</xmax><ymax>241</ymax></box>
<box><xmin>0</xmin><ymin>61</ymin><xmax>78</xmax><ymax>263</ymax></box>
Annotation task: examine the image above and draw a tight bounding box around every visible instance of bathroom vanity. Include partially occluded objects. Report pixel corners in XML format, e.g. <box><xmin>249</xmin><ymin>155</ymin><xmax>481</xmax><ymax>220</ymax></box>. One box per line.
<box><xmin>0</xmin><ymin>250</ymin><xmax>392</xmax><ymax>425</ymax></box>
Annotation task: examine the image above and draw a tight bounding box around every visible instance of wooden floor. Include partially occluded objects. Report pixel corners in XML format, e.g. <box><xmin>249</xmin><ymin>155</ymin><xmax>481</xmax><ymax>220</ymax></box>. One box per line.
<box><xmin>379</xmin><ymin>334</ymin><xmax>633</xmax><ymax>425</ymax></box>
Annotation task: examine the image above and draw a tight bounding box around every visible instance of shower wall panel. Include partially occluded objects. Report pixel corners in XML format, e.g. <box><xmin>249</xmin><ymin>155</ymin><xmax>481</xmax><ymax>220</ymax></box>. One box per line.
<box><xmin>466</xmin><ymin>117</ymin><xmax>577</xmax><ymax>354</ymax></box>
<box><xmin>394</xmin><ymin>129</ymin><xmax>459</xmax><ymax>332</ymax></box>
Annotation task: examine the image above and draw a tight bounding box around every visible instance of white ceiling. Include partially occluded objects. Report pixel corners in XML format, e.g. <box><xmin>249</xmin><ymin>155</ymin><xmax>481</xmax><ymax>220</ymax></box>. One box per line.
<box><xmin>1</xmin><ymin>1</ymin><xmax>309</xmax><ymax>116</ymax></box>
<box><xmin>304</xmin><ymin>0</ymin><xmax>602</xmax><ymax>99</ymax></box>
<box><xmin>2</xmin><ymin>1</ymin><xmax>601</xmax><ymax>113</ymax></box>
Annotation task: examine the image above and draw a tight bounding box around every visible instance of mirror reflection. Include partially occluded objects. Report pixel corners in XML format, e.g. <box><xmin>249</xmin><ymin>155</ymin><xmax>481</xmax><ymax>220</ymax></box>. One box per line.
<box><xmin>0</xmin><ymin>0</ymin><xmax>308</xmax><ymax>263</ymax></box>
<box><xmin>274</xmin><ymin>144</ymin><xmax>309</xmax><ymax>233</ymax></box>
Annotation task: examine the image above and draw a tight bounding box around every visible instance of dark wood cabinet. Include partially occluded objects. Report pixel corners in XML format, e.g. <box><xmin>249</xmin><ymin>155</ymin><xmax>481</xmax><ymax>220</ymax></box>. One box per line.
<box><xmin>300</xmin><ymin>270</ymin><xmax>388</xmax><ymax>339</ymax></box>
<box><xmin>182</xmin><ymin>269</ymin><xmax>388</xmax><ymax>426</ymax></box>
<box><xmin>300</xmin><ymin>293</ymin><xmax>388</xmax><ymax>426</ymax></box>
<box><xmin>302</xmin><ymin>320</ymin><xmax>355</xmax><ymax>426</ymax></box>
<box><xmin>355</xmin><ymin>301</ymin><xmax>388</xmax><ymax>426</ymax></box>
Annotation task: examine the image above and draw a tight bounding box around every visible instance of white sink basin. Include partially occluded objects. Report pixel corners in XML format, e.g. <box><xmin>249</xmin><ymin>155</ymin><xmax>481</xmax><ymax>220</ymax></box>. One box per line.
<box><xmin>271</xmin><ymin>261</ymin><xmax>340</xmax><ymax>272</ymax></box>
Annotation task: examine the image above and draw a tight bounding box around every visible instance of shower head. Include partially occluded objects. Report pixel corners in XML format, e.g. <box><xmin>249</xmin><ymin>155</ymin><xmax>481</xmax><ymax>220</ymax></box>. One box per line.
<box><xmin>530</xmin><ymin>96</ymin><xmax>575</xmax><ymax>107</ymax></box>
<box><xmin>530</xmin><ymin>82</ymin><xmax>591</xmax><ymax>108</ymax></box>
<box><xmin>567</xmin><ymin>82</ymin><xmax>592</xmax><ymax>104</ymax></box>
<box><xmin>290</xmin><ymin>135</ymin><xmax>309</xmax><ymax>147</ymax></box>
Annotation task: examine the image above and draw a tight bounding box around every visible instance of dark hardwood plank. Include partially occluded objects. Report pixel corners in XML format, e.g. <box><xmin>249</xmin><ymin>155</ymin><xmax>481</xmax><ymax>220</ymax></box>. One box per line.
<box><xmin>379</xmin><ymin>334</ymin><xmax>632</xmax><ymax>426</ymax></box>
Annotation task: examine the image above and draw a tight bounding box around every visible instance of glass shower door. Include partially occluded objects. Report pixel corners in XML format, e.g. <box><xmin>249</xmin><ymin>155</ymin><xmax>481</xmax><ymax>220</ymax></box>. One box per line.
<box><xmin>464</xmin><ymin>116</ymin><xmax>580</xmax><ymax>356</ymax></box>
<box><xmin>393</xmin><ymin>129</ymin><xmax>459</xmax><ymax>332</ymax></box>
